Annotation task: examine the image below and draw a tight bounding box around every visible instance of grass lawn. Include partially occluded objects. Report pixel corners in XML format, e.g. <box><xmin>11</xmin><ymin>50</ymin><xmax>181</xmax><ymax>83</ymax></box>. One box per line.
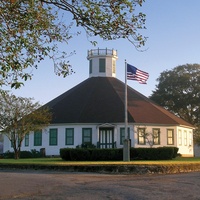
<box><xmin>0</xmin><ymin>157</ymin><xmax>200</xmax><ymax>166</ymax></box>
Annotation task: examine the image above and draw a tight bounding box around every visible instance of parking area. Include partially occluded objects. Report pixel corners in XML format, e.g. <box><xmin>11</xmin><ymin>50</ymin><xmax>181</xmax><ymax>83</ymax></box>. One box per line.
<box><xmin>0</xmin><ymin>170</ymin><xmax>200</xmax><ymax>200</ymax></box>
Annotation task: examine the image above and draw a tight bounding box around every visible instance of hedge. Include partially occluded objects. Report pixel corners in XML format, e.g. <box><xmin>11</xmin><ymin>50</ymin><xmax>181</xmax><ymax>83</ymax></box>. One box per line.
<box><xmin>3</xmin><ymin>149</ymin><xmax>43</xmax><ymax>159</ymax></box>
<box><xmin>60</xmin><ymin>147</ymin><xmax>179</xmax><ymax>161</ymax></box>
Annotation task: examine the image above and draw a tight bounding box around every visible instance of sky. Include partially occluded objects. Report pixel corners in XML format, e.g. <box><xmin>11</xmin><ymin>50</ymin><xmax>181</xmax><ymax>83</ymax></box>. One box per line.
<box><xmin>10</xmin><ymin>0</ymin><xmax>200</xmax><ymax>105</ymax></box>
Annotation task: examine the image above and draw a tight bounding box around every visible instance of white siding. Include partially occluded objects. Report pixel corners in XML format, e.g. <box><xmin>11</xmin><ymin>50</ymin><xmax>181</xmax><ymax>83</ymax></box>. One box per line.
<box><xmin>176</xmin><ymin>127</ymin><xmax>194</xmax><ymax>157</ymax></box>
<box><xmin>88</xmin><ymin>56</ymin><xmax>117</xmax><ymax>77</ymax></box>
<box><xmin>3</xmin><ymin>124</ymin><xmax>194</xmax><ymax>157</ymax></box>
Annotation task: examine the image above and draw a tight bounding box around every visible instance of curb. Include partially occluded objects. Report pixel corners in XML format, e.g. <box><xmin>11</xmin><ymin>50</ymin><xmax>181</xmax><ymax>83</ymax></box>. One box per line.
<box><xmin>1</xmin><ymin>163</ymin><xmax>200</xmax><ymax>174</ymax></box>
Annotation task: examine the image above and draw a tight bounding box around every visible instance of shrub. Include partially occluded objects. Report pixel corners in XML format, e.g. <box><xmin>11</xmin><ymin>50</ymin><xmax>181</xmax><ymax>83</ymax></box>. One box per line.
<box><xmin>156</xmin><ymin>147</ymin><xmax>174</xmax><ymax>160</ymax></box>
<box><xmin>90</xmin><ymin>149</ymin><xmax>122</xmax><ymax>161</ymax></box>
<box><xmin>31</xmin><ymin>149</ymin><xmax>42</xmax><ymax>158</ymax></box>
<box><xmin>19</xmin><ymin>151</ymin><xmax>33</xmax><ymax>158</ymax></box>
<box><xmin>3</xmin><ymin>149</ymin><xmax>43</xmax><ymax>159</ymax></box>
<box><xmin>81</xmin><ymin>143</ymin><xmax>96</xmax><ymax>149</ymax></box>
<box><xmin>60</xmin><ymin>147</ymin><xmax>178</xmax><ymax>161</ymax></box>
<box><xmin>70</xmin><ymin>148</ymin><xmax>90</xmax><ymax>161</ymax></box>
<box><xmin>130</xmin><ymin>147</ymin><xmax>177</xmax><ymax>160</ymax></box>
<box><xmin>172</xmin><ymin>147</ymin><xmax>179</xmax><ymax>158</ymax></box>
<box><xmin>3</xmin><ymin>151</ymin><xmax>14</xmax><ymax>159</ymax></box>
<box><xmin>60</xmin><ymin>148</ymin><xmax>72</xmax><ymax>161</ymax></box>
<box><xmin>60</xmin><ymin>148</ymin><xmax>123</xmax><ymax>161</ymax></box>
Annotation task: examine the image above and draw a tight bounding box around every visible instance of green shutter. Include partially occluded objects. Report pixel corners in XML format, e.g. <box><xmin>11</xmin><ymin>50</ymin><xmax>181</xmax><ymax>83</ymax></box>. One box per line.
<box><xmin>25</xmin><ymin>134</ymin><xmax>29</xmax><ymax>147</ymax></box>
<box><xmin>99</xmin><ymin>58</ymin><xmax>105</xmax><ymax>72</ymax></box>
<box><xmin>65</xmin><ymin>128</ymin><xmax>74</xmax><ymax>145</ymax></box>
<box><xmin>82</xmin><ymin>128</ymin><xmax>92</xmax><ymax>144</ymax></box>
<box><xmin>49</xmin><ymin>128</ymin><xmax>58</xmax><ymax>146</ymax></box>
<box><xmin>120</xmin><ymin>128</ymin><xmax>130</xmax><ymax>145</ymax></box>
<box><xmin>34</xmin><ymin>130</ymin><xmax>42</xmax><ymax>146</ymax></box>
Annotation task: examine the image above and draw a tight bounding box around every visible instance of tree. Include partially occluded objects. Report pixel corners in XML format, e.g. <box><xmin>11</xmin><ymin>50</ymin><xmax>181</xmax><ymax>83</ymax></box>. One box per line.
<box><xmin>0</xmin><ymin>0</ymin><xmax>146</xmax><ymax>88</ymax></box>
<box><xmin>1</xmin><ymin>0</ymin><xmax>75</xmax><ymax>89</ymax></box>
<box><xmin>150</xmin><ymin>64</ymin><xmax>200</xmax><ymax>144</ymax></box>
<box><xmin>0</xmin><ymin>91</ymin><xmax>52</xmax><ymax>159</ymax></box>
<box><xmin>42</xmin><ymin>0</ymin><xmax>147</xmax><ymax>45</ymax></box>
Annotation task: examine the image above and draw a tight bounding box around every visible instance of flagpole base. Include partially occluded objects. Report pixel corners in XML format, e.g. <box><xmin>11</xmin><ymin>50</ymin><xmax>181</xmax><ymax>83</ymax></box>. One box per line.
<box><xmin>123</xmin><ymin>139</ymin><xmax>130</xmax><ymax>161</ymax></box>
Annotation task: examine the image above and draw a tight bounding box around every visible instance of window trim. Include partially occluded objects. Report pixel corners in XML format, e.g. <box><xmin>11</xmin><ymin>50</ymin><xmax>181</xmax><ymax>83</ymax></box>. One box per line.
<box><xmin>184</xmin><ymin>130</ymin><xmax>187</xmax><ymax>146</ymax></box>
<box><xmin>138</xmin><ymin>128</ymin><xmax>146</xmax><ymax>145</ymax></box>
<box><xmin>49</xmin><ymin>128</ymin><xmax>58</xmax><ymax>146</ymax></box>
<box><xmin>167</xmin><ymin>129</ymin><xmax>174</xmax><ymax>145</ymax></box>
<box><xmin>24</xmin><ymin>134</ymin><xmax>29</xmax><ymax>147</ymax></box>
<box><xmin>178</xmin><ymin>129</ymin><xmax>182</xmax><ymax>145</ymax></box>
<box><xmin>152</xmin><ymin>128</ymin><xmax>160</xmax><ymax>145</ymax></box>
<box><xmin>65</xmin><ymin>128</ymin><xmax>74</xmax><ymax>145</ymax></box>
<box><xmin>120</xmin><ymin>127</ymin><xmax>130</xmax><ymax>145</ymax></box>
<box><xmin>34</xmin><ymin>130</ymin><xmax>42</xmax><ymax>146</ymax></box>
<box><xmin>82</xmin><ymin>128</ymin><xmax>92</xmax><ymax>144</ymax></box>
<box><xmin>99</xmin><ymin>58</ymin><xmax>106</xmax><ymax>72</ymax></box>
<box><xmin>189</xmin><ymin>131</ymin><xmax>192</xmax><ymax>146</ymax></box>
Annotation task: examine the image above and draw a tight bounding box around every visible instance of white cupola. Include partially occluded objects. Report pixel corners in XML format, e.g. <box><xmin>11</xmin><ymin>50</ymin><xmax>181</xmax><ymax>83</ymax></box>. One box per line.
<box><xmin>87</xmin><ymin>48</ymin><xmax>118</xmax><ymax>78</ymax></box>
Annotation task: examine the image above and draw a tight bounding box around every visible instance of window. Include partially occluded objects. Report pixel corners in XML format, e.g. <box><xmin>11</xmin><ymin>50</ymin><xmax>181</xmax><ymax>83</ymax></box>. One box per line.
<box><xmin>120</xmin><ymin>127</ymin><xmax>130</xmax><ymax>145</ymax></box>
<box><xmin>153</xmin><ymin>128</ymin><xmax>160</xmax><ymax>145</ymax></box>
<box><xmin>34</xmin><ymin>130</ymin><xmax>42</xmax><ymax>146</ymax></box>
<box><xmin>99</xmin><ymin>58</ymin><xmax>105</xmax><ymax>72</ymax></box>
<box><xmin>184</xmin><ymin>130</ymin><xmax>187</xmax><ymax>146</ymax></box>
<box><xmin>82</xmin><ymin>128</ymin><xmax>92</xmax><ymax>144</ymax></box>
<box><xmin>65</xmin><ymin>128</ymin><xmax>74</xmax><ymax>145</ymax></box>
<box><xmin>25</xmin><ymin>134</ymin><xmax>29</xmax><ymax>147</ymax></box>
<box><xmin>167</xmin><ymin>129</ymin><xmax>174</xmax><ymax>145</ymax></box>
<box><xmin>49</xmin><ymin>128</ymin><xmax>58</xmax><ymax>146</ymax></box>
<box><xmin>178</xmin><ymin>130</ymin><xmax>182</xmax><ymax>145</ymax></box>
<box><xmin>189</xmin><ymin>131</ymin><xmax>192</xmax><ymax>146</ymax></box>
<box><xmin>89</xmin><ymin>60</ymin><xmax>92</xmax><ymax>74</ymax></box>
<box><xmin>138</xmin><ymin>128</ymin><xmax>146</xmax><ymax>145</ymax></box>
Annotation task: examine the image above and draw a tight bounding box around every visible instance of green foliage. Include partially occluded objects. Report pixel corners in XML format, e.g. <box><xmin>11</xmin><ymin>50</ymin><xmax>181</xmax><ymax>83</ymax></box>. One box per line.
<box><xmin>3</xmin><ymin>149</ymin><xmax>42</xmax><ymax>159</ymax></box>
<box><xmin>43</xmin><ymin>0</ymin><xmax>147</xmax><ymax>47</ymax></box>
<box><xmin>90</xmin><ymin>149</ymin><xmax>123</xmax><ymax>161</ymax></box>
<box><xmin>172</xmin><ymin>147</ymin><xmax>179</xmax><ymax>158</ymax></box>
<box><xmin>0</xmin><ymin>0</ymin><xmax>146</xmax><ymax>88</ymax></box>
<box><xmin>70</xmin><ymin>149</ymin><xmax>91</xmax><ymax>161</ymax></box>
<box><xmin>60</xmin><ymin>148</ymin><xmax>72</xmax><ymax>161</ymax></box>
<box><xmin>60</xmin><ymin>147</ymin><xmax>176</xmax><ymax>161</ymax></box>
<box><xmin>60</xmin><ymin>148</ymin><xmax>123</xmax><ymax>161</ymax></box>
<box><xmin>3</xmin><ymin>151</ymin><xmax>14</xmax><ymax>159</ymax></box>
<box><xmin>150</xmin><ymin>64</ymin><xmax>200</xmax><ymax>143</ymax></box>
<box><xmin>18</xmin><ymin>151</ymin><xmax>33</xmax><ymax>158</ymax></box>
<box><xmin>0</xmin><ymin>91</ymin><xmax>52</xmax><ymax>159</ymax></box>
<box><xmin>0</xmin><ymin>0</ymin><xmax>74</xmax><ymax>88</ymax></box>
<box><xmin>80</xmin><ymin>143</ymin><xmax>96</xmax><ymax>148</ymax></box>
<box><xmin>130</xmin><ymin>147</ymin><xmax>178</xmax><ymax>160</ymax></box>
<box><xmin>31</xmin><ymin>149</ymin><xmax>44</xmax><ymax>158</ymax></box>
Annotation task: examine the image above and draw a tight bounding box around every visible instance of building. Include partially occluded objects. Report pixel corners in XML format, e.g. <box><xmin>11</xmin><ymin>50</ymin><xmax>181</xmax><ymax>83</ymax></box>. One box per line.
<box><xmin>3</xmin><ymin>49</ymin><xmax>194</xmax><ymax>157</ymax></box>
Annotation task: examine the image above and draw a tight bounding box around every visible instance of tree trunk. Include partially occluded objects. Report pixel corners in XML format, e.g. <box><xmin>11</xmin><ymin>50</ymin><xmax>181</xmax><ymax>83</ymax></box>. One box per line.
<box><xmin>14</xmin><ymin>149</ymin><xmax>20</xmax><ymax>159</ymax></box>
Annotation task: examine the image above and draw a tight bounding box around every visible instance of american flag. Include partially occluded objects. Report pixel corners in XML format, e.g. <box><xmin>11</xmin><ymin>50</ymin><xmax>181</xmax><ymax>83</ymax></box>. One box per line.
<box><xmin>127</xmin><ymin>64</ymin><xmax>149</xmax><ymax>84</ymax></box>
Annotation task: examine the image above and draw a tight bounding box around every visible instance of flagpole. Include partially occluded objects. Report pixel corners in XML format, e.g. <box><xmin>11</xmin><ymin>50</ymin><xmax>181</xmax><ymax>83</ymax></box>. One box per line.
<box><xmin>125</xmin><ymin>60</ymin><xmax>128</xmax><ymax>140</ymax></box>
<box><xmin>123</xmin><ymin>60</ymin><xmax>130</xmax><ymax>161</ymax></box>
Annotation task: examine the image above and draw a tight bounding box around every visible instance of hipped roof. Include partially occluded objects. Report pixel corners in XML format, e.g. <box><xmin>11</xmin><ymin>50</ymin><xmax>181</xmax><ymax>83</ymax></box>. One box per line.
<box><xmin>44</xmin><ymin>77</ymin><xmax>193</xmax><ymax>127</ymax></box>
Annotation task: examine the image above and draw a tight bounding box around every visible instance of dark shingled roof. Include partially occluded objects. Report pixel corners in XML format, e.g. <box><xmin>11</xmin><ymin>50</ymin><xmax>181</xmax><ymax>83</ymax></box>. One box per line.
<box><xmin>44</xmin><ymin>77</ymin><xmax>193</xmax><ymax>127</ymax></box>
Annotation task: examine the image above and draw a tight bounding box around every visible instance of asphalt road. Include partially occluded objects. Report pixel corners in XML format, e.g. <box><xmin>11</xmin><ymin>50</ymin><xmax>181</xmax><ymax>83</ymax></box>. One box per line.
<box><xmin>0</xmin><ymin>170</ymin><xmax>200</xmax><ymax>200</ymax></box>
